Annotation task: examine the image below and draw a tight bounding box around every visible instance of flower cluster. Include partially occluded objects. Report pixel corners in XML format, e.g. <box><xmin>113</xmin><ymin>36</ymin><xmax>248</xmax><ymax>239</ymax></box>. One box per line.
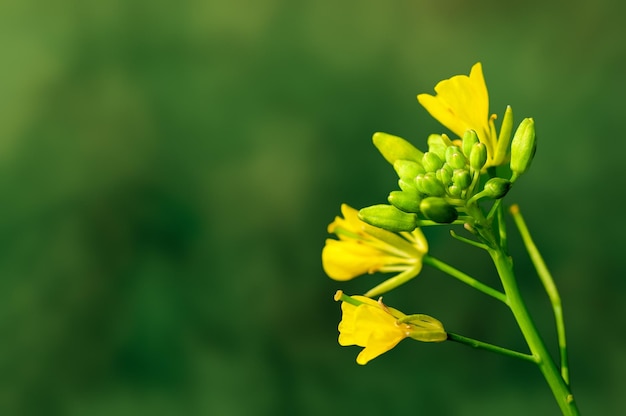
<box><xmin>323</xmin><ymin>62</ymin><xmax>536</xmax><ymax>364</ymax></box>
<box><xmin>359</xmin><ymin>63</ymin><xmax>537</xmax><ymax>234</ymax></box>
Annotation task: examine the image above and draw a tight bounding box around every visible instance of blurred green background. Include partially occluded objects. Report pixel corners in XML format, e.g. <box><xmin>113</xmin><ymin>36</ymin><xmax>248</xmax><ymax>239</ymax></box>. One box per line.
<box><xmin>1</xmin><ymin>0</ymin><xmax>624</xmax><ymax>414</ymax></box>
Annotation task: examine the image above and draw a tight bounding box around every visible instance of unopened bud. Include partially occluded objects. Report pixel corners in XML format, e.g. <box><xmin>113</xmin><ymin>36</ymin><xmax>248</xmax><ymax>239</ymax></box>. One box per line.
<box><xmin>452</xmin><ymin>169</ymin><xmax>471</xmax><ymax>190</ymax></box>
<box><xmin>510</xmin><ymin>118</ymin><xmax>536</xmax><ymax>178</ymax></box>
<box><xmin>422</xmin><ymin>152</ymin><xmax>444</xmax><ymax>172</ymax></box>
<box><xmin>462</xmin><ymin>130</ymin><xmax>479</xmax><ymax>158</ymax></box>
<box><xmin>394</xmin><ymin>159</ymin><xmax>425</xmax><ymax>180</ymax></box>
<box><xmin>416</xmin><ymin>172</ymin><xmax>445</xmax><ymax>197</ymax></box>
<box><xmin>358</xmin><ymin>204</ymin><xmax>419</xmax><ymax>232</ymax></box>
<box><xmin>448</xmin><ymin>184</ymin><xmax>462</xmax><ymax>198</ymax></box>
<box><xmin>419</xmin><ymin>197</ymin><xmax>458</xmax><ymax>224</ymax></box>
<box><xmin>436</xmin><ymin>167</ymin><xmax>453</xmax><ymax>187</ymax></box>
<box><xmin>388</xmin><ymin>190</ymin><xmax>421</xmax><ymax>213</ymax></box>
<box><xmin>373</xmin><ymin>132</ymin><xmax>424</xmax><ymax>165</ymax></box>
<box><xmin>482</xmin><ymin>178</ymin><xmax>512</xmax><ymax>199</ymax></box>
<box><xmin>445</xmin><ymin>146</ymin><xmax>467</xmax><ymax>170</ymax></box>
<box><xmin>398</xmin><ymin>178</ymin><xmax>418</xmax><ymax>193</ymax></box>
<box><xmin>469</xmin><ymin>142</ymin><xmax>488</xmax><ymax>171</ymax></box>
<box><xmin>427</xmin><ymin>134</ymin><xmax>453</xmax><ymax>161</ymax></box>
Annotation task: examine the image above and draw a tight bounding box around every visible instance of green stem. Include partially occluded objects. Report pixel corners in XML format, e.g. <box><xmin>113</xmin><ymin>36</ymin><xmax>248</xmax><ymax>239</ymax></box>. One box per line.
<box><xmin>489</xmin><ymin>248</ymin><xmax>579</xmax><ymax>415</ymax></box>
<box><xmin>423</xmin><ymin>255</ymin><xmax>507</xmax><ymax>305</ymax></box>
<box><xmin>447</xmin><ymin>332</ymin><xmax>536</xmax><ymax>363</ymax></box>
<box><xmin>509</xmin><ymin>204</ymin><xmax>570</xmax><ymax>385</ymax></box>
<box><xmin>364</xmin><ymin>265</ymin><xmax>421</xmax><ymax>298</ymax></box>
<box><xmin>495</xmin><ymin>200</ymin><xmax>508</xmax><ymax>252</ymax></box>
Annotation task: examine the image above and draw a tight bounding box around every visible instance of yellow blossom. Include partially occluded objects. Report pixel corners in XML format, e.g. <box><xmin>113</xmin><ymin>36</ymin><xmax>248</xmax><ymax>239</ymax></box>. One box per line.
<box><xmin>417</xmin><ymin>63</ymin><xmax>503</xmax><ymax>167</ymax></box>
<box><xmin>335</xmin><ymin>291</ymin><xmax>446</xmax><ymax>365</ymax></box>
<box><xmin>322</xmin><ymin>204</ymin><xmax>428</xmax><ymax>297</ymax></box>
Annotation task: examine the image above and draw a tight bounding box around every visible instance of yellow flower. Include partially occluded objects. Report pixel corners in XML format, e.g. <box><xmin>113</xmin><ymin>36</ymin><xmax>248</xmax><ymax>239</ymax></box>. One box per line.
<box><xmin>335</xmin><ymin>291</ymin><xmax>446</xmax><ymax>365</ymax></box>
<box><xmin>322</xmin><ymin>204</ymin><xmax>428</xmax><ymax>297</ymax></box>
<box><xmin>417</xmin><ymin>63</ymin><xmax>502</xmax><ymax>167</ymax></box>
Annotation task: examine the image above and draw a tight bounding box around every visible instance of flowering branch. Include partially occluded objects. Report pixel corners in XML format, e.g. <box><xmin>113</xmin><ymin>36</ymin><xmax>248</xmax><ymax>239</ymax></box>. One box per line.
<box><xmin>321</xmin><ymin>63</ymin><xmax>580</xmax><ymax>415</ymax></box>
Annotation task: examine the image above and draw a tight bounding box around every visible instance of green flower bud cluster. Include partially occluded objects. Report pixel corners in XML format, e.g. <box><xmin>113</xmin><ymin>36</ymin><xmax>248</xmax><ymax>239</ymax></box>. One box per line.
<box><xmin>357</xmin><ymin>108</ymin><xmax>536</xmax><ymax>233</ymax></box>
<box><xmin>362</xmin><ymin>131</ymin><xmax>498</xmax><ymax>229</ymax></box>
<box><xmin>397</xmin><ymin>132</ymin><xmax>488</xmax><ymax>223</ymax></box>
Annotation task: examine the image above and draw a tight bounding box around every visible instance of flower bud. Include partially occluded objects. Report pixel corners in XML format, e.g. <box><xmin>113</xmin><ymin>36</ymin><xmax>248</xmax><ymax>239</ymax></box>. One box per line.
<box><xmin>373</xmin><ymin>132</ymin><xmax>424</xmax><ymax>165</ymax></box>
<box><xmin>452</xmin><ymin>169</ymin><xmax>471</xmax><ymax>190</ymax></box>
<box><xmin>388</xmin><ymin>190</ymin><xmax>421</xmax><ymax>213</ymax></box>
<box><xmin>447</xmin><ymin>184</ymin><xmax>462</xmax><ymax>198</ymax></box>
<box><xmin>436</xmin><ymin>167</ymin><xmax>453</xmax><ymax>187</ymax></box>
<box><xmin>398</xmin><ymin>178</ymin><xmax>418</xmax><ymax>193</ymax></box>
<box><xmin>445</xmin><ymin>146</ymin><xmax>467</xmax><ymax>170</ymax></box>
<box><xmin>415</xmin><ymin>173</ymin><xmax>445</xmax><ymax>197</ymax></box>
<box><xmin>427</xmin><ymin>134</ymin><xmax>453</xmax><ymax>161</ymax></box>
<box><xmin>419</xmin><ymin>197</ymin><xmax>458</xmax><ymax>223</ymax></box>
<box><xmin>510</xmin><ymin>118</ymin><xmax>536</xmax><ymax>177</ymax></box>
<box><xmin>358</xmin><ymin>204</ymin><xmax>419</xmax><ymax>232</ymax></box>
<box><xmin>482</xmin><ymin>177</ymin><xmax>512</xmax><ymax>199</ymax></box>
<box><xmin>469</xmin><ymin>142</ymin><xmax>488</xmax><ymax>171</ymax></box>
<box><xmin>462</xmin><ymin>129</ymin><xmax>479</xmax><ymax>158</ymax></box>
<box><xmin>422</xmin><ymin>152</ymin><xmax>444</xmax><ymax>172</ymax></box>
<box><xmin>393</xmin><ymin>159</ymin><xmax>425</xmax><ymax>180</ymax></box>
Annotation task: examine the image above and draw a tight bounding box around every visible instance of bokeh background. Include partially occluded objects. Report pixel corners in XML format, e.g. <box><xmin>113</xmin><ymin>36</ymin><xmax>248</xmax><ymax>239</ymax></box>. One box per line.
<box><xmin>1</xmin><ymin>0</ymin><xmax>624</xmax><ymax>414</ymax></box>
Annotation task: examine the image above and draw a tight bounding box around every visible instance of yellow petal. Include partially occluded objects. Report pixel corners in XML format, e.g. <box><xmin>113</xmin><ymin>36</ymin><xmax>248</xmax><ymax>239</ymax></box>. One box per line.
<box><xmin>321</xmin><ymin>239</ymin><xmax>389</xmax><ymax>281</ymax></box>
<box><xmin>337</xmin><ymin>298</ymin><xmax>409</xmax><ymax>364</ymax></box>
<box><xmin>417</xmin><ymin>63</ymin><xmax>491</xmax><ymax>149</ymax></box>
<box><xmin>328</xmin><ymin>204</ymin><xmax>361</xmax><ymax>233</ymax></box>
<box><xmin>355</xmin><ymin>327</ymin><xmax>406</xmax><ymax>365</ymax></box>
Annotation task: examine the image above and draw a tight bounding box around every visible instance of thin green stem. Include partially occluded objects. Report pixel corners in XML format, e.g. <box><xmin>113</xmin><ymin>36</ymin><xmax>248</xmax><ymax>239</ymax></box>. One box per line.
<box><xmin>364</xmin><ymin>265</ymin><xmax>421</xmax><ymax>298</ymax></box>
<box><xmin>494</xmin><ymin>200</ymin><xmax>508</xmax><ymax>252</ymax></box>
<box><xmin>489</xmin><ymin>248</ymin><xmax>579</xmax><ymax>415</ymax></box>
<box><xmin>447</xmin><ymin>332</ymin><xmax>537</xmax><ymax>363</ymax></box>
<box><xmin>423</xmin><ymin>255</ymin><xmax>508</xmax><ymax>305</ymax></box>
<box><xmin>449</xmin><ymin>230</ymin><xmax>489</xmax><ymax>250</ymax></box>
<box><xmin>510</xmin><ymin>204</ymin><xmax>570</xmax><ymax>385</ymax></box>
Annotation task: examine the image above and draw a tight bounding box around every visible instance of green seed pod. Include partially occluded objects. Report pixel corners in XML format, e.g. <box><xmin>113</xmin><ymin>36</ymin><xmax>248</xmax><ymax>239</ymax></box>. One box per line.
<box><xmin>373</xmin><ymin>132</ymin><xmax>424</xmax><ymax>165</ymax></box>
<box><xmin>419</xmin><ymin>197</ymin><xmax>458</xmax><ymax>224</ymax></box>
<box><xmin>510</xmin><ymin>118</ymin><xmax>536</xmax><ymax>177</ymax></box>
<box><xmin>415</xmin><ymin>172</ymin><xmax>445</xmax><ymax>197</ymax></box>
<box><xmin>482</xmin><ymin>177</ymin><xmax>512</xmax><ymax>199</ymax></box>
<box><xmin>388</xmin><ymin>190</ymin><xmax>421</xmax><ymax>213</ymax></box>
<box><xmin>427</xmin><ymin>134</ymin><xmax>453</xmax><ymax>161</ymax></box>
<box><xmin>422</xmin><ymin>152</ymin><xmax>444</xmax><ymax>172</ymax></box>
<box><xmin>358</xmin><ymin>204</ymin><xmax>418</xmax><ymax>232</ymax></box>
<box><xmin>393</xmin><ymin>159</ymin><xmax>425</xmax><ymax>180</ymax></box>
<box><xmin>452</xmin><ymin>169</ymin><xmax>471</xmax><ymax>190</ymax></box>
<box><xmin>462</xmin><ymin>129</ymin><xmax>479</xmax><ymax>157</ymax></box>
<box><xmin>445</xmin><ymin>146</ymin><xmax>467</xmax><ymax>170</ymax></box>
<box><xmin>469</xmin><ymin>142</ymin><xmax>488</xmax><ymax>171</ymax></box>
